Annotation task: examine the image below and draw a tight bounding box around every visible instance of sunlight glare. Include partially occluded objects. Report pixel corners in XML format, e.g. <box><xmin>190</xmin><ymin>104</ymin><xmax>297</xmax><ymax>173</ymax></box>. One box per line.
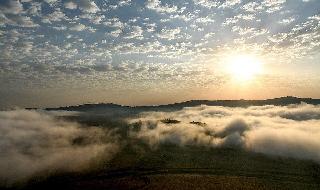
<box><xmin>227</xmin><ymin>54</ymin><xmax>263</xmax><ymax>81</ymax></box>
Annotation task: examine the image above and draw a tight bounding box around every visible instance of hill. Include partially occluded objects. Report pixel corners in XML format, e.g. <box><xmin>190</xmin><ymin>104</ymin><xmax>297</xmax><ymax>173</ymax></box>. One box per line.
<box><xmin>42</xmin><ymin>96</ymin><xmax>320</xmax><ymax>113</ymax></box>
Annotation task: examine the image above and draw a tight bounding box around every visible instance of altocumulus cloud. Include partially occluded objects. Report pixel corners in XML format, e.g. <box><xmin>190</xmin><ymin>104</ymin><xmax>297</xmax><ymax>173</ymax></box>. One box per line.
<box><xmin>129</xmin><ymin>103</ymin><xmax>320</xmax><ymax>163</ymax></box>
<box><xmin>0</xmin><ymin>110</ymin><xmax>119</xmax><ymax>187</ymax></box>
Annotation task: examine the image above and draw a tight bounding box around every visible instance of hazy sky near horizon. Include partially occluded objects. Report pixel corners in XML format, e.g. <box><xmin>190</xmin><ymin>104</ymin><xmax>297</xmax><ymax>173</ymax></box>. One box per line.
<box><xmin>0</xmin><ymin>0</ymin><xmax>320</xmax><ymax>109</ymax></box>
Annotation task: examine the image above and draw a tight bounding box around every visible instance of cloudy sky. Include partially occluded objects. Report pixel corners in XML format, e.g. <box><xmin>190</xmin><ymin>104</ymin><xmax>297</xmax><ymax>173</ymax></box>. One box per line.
<box><xmin>0</xmin><ymin>0</ymin><xmax>319</xmax><ymax>108</ymax></box>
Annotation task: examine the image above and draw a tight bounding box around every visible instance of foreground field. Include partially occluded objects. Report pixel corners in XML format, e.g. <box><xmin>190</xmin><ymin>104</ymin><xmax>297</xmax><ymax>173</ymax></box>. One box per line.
<box><xmin>27</xmin><ymin>174</ymin><xmax>320</xmax><ymax>190</ymax></box>
<box><xmin>18</xmin><ymin>144</ymin><xmax>320</xmax><ymax>190</ymax></box>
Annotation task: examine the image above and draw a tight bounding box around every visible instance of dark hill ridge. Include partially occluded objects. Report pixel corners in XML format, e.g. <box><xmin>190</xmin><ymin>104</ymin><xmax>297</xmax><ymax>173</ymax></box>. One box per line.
<box><xmin>43</xmin><ymin>96</ymin><xmax>320</xmax><ymax>112</ymax></box>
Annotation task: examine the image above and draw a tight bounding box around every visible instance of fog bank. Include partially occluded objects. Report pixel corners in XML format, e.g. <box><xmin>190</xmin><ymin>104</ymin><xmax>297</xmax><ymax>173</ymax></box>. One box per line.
<box><xmin>129</xmin><ymin>103</ymin><xmax>320</xmax><ymax>162</ymax></box>
<box><xmin>1</xmin><ymin>104</ymin><xmax>320</xmax><ymax>186</ymax></box>
<box><xmin>0</xmin><ymin>110</ymin><xmax>119</xmax><ymax>186</ymax></box>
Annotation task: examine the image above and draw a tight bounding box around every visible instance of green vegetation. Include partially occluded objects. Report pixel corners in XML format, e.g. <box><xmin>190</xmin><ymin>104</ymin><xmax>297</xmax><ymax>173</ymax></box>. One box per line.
<box><xmin>189</xmin><ymin>121</ymin><xmax>207</xmax><ymax>126</ymax></box>
<box><xmin>160</xmin><ymin>118</ymin><xmax>181</xmax><ymax>124</ymax></box>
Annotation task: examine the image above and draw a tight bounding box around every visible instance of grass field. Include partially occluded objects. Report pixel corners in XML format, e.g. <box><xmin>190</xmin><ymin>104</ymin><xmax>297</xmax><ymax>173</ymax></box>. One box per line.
<box><xmin>16</xmin><ymin>143</ymin><xmax>320</xmax><ymax>190</ymax></box>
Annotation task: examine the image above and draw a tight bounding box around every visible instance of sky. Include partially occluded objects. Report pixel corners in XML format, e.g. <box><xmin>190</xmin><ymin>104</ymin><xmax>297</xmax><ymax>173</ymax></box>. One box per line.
<box><xmin>0</xmin><ymin>0</ymin><xmax>320</xmax><ymax>109</ymax></box>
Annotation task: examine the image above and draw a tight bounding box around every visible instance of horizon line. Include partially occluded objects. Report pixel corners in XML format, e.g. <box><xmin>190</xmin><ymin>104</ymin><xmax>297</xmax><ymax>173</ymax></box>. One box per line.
<box><xmin>22</xmin><ymin>96</ymin><xmax>320</xmax><ymax>110</ymax></box>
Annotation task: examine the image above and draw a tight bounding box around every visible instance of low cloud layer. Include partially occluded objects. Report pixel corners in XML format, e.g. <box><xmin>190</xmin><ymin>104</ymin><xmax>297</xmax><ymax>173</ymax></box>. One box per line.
<box><xmin>1</xmin><ymin>104</ymin><xmax>320</xmax><ymax>186</ymax></box>
<box><xmin>0</xmin><ymin>110</ymin><xmax>119</xmax><ymax>186</ymax></box>
<box><xmin>129</xmin><ymin>103</ymin><xmax>320</xmax><ymax>163</ymax></box>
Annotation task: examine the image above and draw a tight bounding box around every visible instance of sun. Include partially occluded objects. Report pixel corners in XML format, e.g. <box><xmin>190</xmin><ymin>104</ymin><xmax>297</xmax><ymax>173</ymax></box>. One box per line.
<box><xmin>226</xmin><ymin>54</ymin><xmax>263</xmax><ymax>81</ymax></box>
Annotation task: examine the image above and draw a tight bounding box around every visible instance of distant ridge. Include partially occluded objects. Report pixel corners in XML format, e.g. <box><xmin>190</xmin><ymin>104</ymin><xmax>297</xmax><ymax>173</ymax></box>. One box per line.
<box><xmin>40</xmin><ymin>96</ymin><xmax>320</xmax><ymax>112</ymax></box>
